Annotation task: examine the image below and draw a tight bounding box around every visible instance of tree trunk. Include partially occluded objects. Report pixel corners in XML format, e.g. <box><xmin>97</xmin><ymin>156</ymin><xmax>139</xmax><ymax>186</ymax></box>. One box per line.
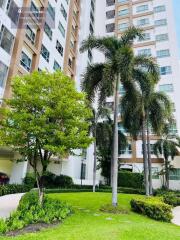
<box><xmin>142</xmin><ymin>116</ymin><xmax>149</xmax><ymax>196</ymax></box>
<box><xmin>36</xmin><ymin>175</ymin><xmax>44</xmax><ymax>205</ymax></box>
<box><xmin>165</xmin><ymin>158</ymin><xmax>169</xmax><ymax>190</ymax></box>
<box><xmin>112</xmin><ymin>75</ymin><xmax>120</xmax><ymax>206</ymax></box>
<box><xmin>146</xmin><ymin>117</ymin><xmax>152</xmax><ymax>195</ymax></box>
<box><xmin>93</xmin><ymin>126</ymin><xmax>97</xmax><ymax>192</ymax></box>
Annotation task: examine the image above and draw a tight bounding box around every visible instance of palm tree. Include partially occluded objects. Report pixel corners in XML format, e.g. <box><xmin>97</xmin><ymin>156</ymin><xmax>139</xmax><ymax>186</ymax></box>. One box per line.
<box><xmin>121</xmin><ymin>72</ymin><xmax>172</xmax><ymax>195</ymax></box>
<box><xmin>154</xmin><ymin>133</ymin><xmax>180</xmax><ymax>189</ymax></box>
<box><xmin>80</xmin><ymin>27</ymin><xmax>159</xmax><ymax>205</ymax></box>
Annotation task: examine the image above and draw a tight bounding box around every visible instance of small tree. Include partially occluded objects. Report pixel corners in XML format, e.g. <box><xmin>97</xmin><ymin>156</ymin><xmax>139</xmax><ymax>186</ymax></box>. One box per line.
<box><xmin>0</xmin><ymin>71</ymin><xmax>93</xmax><ymax>202</ymax></box>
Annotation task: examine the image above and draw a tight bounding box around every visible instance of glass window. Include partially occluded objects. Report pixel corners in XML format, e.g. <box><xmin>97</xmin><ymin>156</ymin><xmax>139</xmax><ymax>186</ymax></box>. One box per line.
<box><xmin>118</xmin><ymin>9</ymin><xmax>129</xmax><ymax>16</ymax></box>
<box><xmin>138</xmin><ymin>32</ymin><xmax>151</xmax><ymax>41</ymax></box>
<box><xmin>58</xmin><ymin>22</ymin><xmax>65</xmax><ymax>38</ymax></box>
<box><xmin>47</xmin><ymin>2</ymin><xmax>55</xmax><ymax>21</ymax></box>
<box><xmin>136</xmin><ymin>5</ymin><xmax>149</xmax><ymax>13</ymax></box>
<box><xmin>53</xmin><ymin>60</ymin><xmax>61</xmax><ymax>71</ymax></box>
<box><xmin>60</xmin><ymin>3</ymin><xmax>67</xmax><ymax>20</ymax></box>
<box><xmin>169</xmin><ymin>169</ymin><xmax>180</xmax><ymax>180</ymax></box>
<box><xmin>44</xmin><ymin>22</ymin><xmax>52</xmax><ymax>40</ymax></box>
<box><xmin>152</xmin><ymin>167</ymin><xmax>159</xmax><ymax>179</ymax></box>
<box><xmin>160</xmin><ymin>66</ymin><xmax>172</xmax><ymax>75</ymax></box>
<box><xmin>25</xmin><ymin>25</ymin><xmax>35</xmax><ymax>44</ymax></box>
<box><xmin>0</xmin><ymin>60</ymin><xmax>8</xmax><ymax>87</ymax></box>
<box><xmin>157</xmin><ymin>49</ymin><xmax>170</xmax><ymax>58</ymax></box>
<box><xmin>20</xmin><ymin>51</ymin><xmax>32</xmax><ymax>72</ymax></box>
<box><xmin>41</xmin><ymin>44</ymin><xmax>50</xmax><ymax>62</ymax></box>
<box><xmin>0</xmin><ymin>0</ymin><xmax>5</xmax><ymax>8</ymax></box>
<box><xmin>154</xmin><ymin>5</ymin><xmax>166</xmax><ymax>13</ymax></box>
<box><xmin>138</xmin><ymin>48</ymin><xmax>151</xmax><ymax>56</ymax></box>
<box><xmin>56</xmin><ymin>40</ymin><xmax>63</xmax><ymax>56</ymax></box>
<box><xmin>0</xmin><ymin>25</ymin><xmax>14</xmax><ymax>54</ymax></box>
<box><xmin>159</xmin><ymin>84</ymin><xmax>174</xmax><ymax>93</ymax></box>
<box><xmin>156</xmin><ymin>33</ymin><xmax>168</xmax><ymax>42</ymax></box>
<box><xmin>155</xmin><ymin>19</ymin><xmax>167</xmax><ymax>27</ymax></box>
<box><xmin>137</xmin><ymin>18</ymin><xmax>150</xmax><ymax>26</ymax></box>
<box><xmin>118</xmin><ymin>22</ymin><xmax>129</xmax><ymax>31</ymax></box>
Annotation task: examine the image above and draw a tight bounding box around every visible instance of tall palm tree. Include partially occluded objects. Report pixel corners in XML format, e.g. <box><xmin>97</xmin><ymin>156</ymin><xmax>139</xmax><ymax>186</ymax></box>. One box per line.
<box><xmin>154</xmin><ymin>133</ymin><xmax>180</xmax><ymax>189</ymax></box>
<box><xmin>121</xmin><ymin>72</ymin><xmax>172</xmax><ymax>195</ymax></box>
<box><xmin>80</xmin><ymin>27</ymin><xmax>159</xmax><ymax>205</ymax></box>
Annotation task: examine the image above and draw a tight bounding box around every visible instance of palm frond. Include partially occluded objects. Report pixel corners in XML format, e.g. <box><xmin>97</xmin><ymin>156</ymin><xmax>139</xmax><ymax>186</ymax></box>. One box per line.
<box><xmin>120</xmin><ymin>26</ymin><xmax>143</xmax><ymax>46</ymax></box>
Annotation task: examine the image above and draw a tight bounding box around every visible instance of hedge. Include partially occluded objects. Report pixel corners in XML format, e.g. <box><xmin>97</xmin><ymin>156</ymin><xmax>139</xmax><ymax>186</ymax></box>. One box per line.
<box><xmin>130</xmin><ymin>196</ymin><xmax>172</xmax><ymax>222</ymax></box>
<box><xmin>118</xmin><ymin>171</ymin><xmax>144</xmax><ymax>189</ymax></box>
<box><xmin>0</xmin><ymin>184</ymin><xmax>31</xmax><ymax>197</ymax></box>
<box><xmin>154</xmin><ymin>189</ymin><xmax>180</xmax><ymax>207</ymax></box>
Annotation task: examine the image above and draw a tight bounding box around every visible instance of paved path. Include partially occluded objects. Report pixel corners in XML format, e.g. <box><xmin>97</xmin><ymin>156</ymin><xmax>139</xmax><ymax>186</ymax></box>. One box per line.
<box><xmin>0</xmin><ymin>193</ymin><xmax>24</xmax><ymax>219</ymax></box>
<box><xmin>172</xmin><ymin>206</ymin><xmax>180</xmax><ymax>226</ymax></box>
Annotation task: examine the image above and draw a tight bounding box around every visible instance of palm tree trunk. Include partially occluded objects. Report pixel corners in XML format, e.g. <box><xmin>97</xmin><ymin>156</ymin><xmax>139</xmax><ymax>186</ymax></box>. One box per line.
<box><xmin>165</xmin><ymin>158</ymin><xmax>169</xmax><ymax>190</ymax></box>
<box><xmin>112</xmin><ymin>75</ymin><xmax>120</xmax><ymax>206</ymax></box>
<box><xmin>93</xmin><ymin>125</ymin><xmax>97</xmax><ymax>192</ymax></box>
<box><xmin>142</xmin><ymin>116</ymin><xmax>149</xmax><ymax>196</ymax></box>
<box><xmin>146</xmin><ymin>116</ymin><xmax>152</xmax><ymax>195</ymax></box>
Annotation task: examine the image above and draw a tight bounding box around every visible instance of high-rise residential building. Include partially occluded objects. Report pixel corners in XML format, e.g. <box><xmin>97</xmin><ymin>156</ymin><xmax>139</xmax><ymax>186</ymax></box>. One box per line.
<box><xmin>94</xmin><ymin>0</ymin><xmax>180</xmax><ymax>189</ymax></box>
<box><xmin>0</xmin><ymin>0</ymin><xmax>96</xmax><ymax>185</ymax></box>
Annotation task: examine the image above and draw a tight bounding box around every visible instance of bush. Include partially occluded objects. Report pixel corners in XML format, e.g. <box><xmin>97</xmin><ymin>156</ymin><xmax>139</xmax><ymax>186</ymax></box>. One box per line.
<box><xmin>23</xmin><ymin>173</ymin><xmax>36</xmax><ymax>189</ymax></box>
<box><xmin>154</xmin><ymin>189</ymin><xmax>180</xmax><ymax>207</ymax></box>
<box><xmin>41</xmin><ymin>172</ymin><xmax>73</xmax><ymax>188</ymax></box>
<box><xmin>118</xmin><ymin>171</ymin><xmax>144</xmax><ymax>189</ymax></box>
<box><xmin>130</xmin><ymin>196</ymin><xmax>172</xmax><ymax>222</ymax></box>
<box><xmin>0</xmin><ymin>184</ymin><xmax>31</xmax><ymax>197</ymax></box>
<box><xmin>0</xmin><ymin>191</ymin><xmax>72</xmax><ymax>234</ymax></box>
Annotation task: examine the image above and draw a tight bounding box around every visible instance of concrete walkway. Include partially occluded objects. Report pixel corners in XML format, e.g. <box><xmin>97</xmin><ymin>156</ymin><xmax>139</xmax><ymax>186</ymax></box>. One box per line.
<box><xmin>0</xmin><ymin>193</ymin><xmax>24</xmax><ymax>219</ymax></box>
<box><xmin>172</xmin><ymin>206</ymin><xmax>180</xmax><ymax>226</ymax></box>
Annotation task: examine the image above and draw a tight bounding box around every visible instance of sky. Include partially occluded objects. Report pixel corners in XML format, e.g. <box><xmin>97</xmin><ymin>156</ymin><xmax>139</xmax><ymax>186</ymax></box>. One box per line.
<box><xmin>173</xmin><ymin>0</ymin><xmax>180</xmax><ymax>58</ymax></box>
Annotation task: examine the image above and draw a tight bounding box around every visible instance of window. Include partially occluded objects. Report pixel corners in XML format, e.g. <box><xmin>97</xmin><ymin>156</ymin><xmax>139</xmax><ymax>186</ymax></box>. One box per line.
<box><xmin>159</xmin><ymin>84</ymin><xmax>174</xmax><ymax>93</ymax></box>
<box><xmin>119</xmin><ymin>85</ymin><xmax>125</xmax><ymax>95</ymax></box>
<box><xmin>26</xmin><ymin>25</ymin><xmax>35</xmax><ymax>44</ymax></box>
<box><xmin>20</xmin><ymin>51</ymin><xmax>32</xmax><ymax>72</ymax></box>
<box><xmin>41</xmin><ymin>44</ymin><xmax>50</xmax><ymax>62</ymax></box>
<box><xmin>0</xmin><ymin>60</ymin><xmax>8</xmax><ymax>87</ymax></box>
<box><xmin>154</xmin><ymin>5</ymin><xmax>166</xmax><ymax>13</ymax></box>
<box><xmin>58</xmin><ymin>22</ymin><xmax>65</xmax><ymax>38</ymax></box>
<box><xmin>0</xmin><ymin>25</ymin><xmax>14</xmax><ymax>54</ymax></box>
<box><xmin>160</xmin><ymin>66</ymin><xmax>172</xmax><ymax>75</ymax></box>
<box><xmin>106</xmin><ymin>10</ymin><xmax>115</xmax><ymax>19</ymax></box>
<box><xmin>44</xmin><ymin>22</ymin><xmax>52</xmax><ymax>40</ymax></box>
<box><xmin>118</xmin><ymin>0</ymin><xmax>128</xmax><ymax>3</ymax></box>
<box><xmin>118</xmin><ymin>9</ymin><xmax>129</xmax><ymax>16</ymax></box>
<box><xmin>7</xmin><ymin>0</ymin><xmax>19</xmax><ymax>25</ymax></box>
<box><xmin>106</xmin><ymin>23</ymin><xmax>115</xmax><ymax>33</ymax></box>
<box><xmin>169</xmin><ymin>169</ymin><xmax>180</xmax><ymax>180</ymax></box>
<box><xmin>138</xmin><ymin>33</ymin><xmax>151</xmax><ymax>41</ymax></box>
<box><xmin>60</xmin><ymin>4</ymin><xmax>67</xmax><ymax>20</ymax></box>
<box><xmin>155</xmin><ymin>19</ymin><xmax>167</xmax><ymax>27</ymax></box>
<box><xmin>157</xmin><ymin>49</ymin><xmax>170</xmax><ymax>58</ymax></box>
<box><xmin>106</xmin><ymin>0</ymin><xmax>115</xmax><ymax>7</ymax></box>
<box><xmin>56</xmin><ymin>40</ymin><xmax>63</xmax><ymax>56</ymax></box>
<box><xmin>47</xmin><ymin>2</ymin><xmax>55</xmax><ymax>21</ymax></box>
<box><xmin>118</xmin><ymin>22</ymin><xmax>129</xmax><ymax>31</ymax></box>
<box><xmin>118</xmin><ymin>123</ymin><xmax>127</xmax><ymax>134</ymax></box>
<box><xmin>80</xmin><ymin>163</ymin><xmax>86</xmax><ymax>180</ymax></box>
<box><xmin>156</xmin><ymin>33</ymin><xmax>168</xmax><ymax>42</ymax></box>
<box><xmin>30</xmin><ymin>1</ymin><xmax>39</xmax><ymax>20</ymax></box>
<box><xmin>136</xmin><ymin>5</ymin><xmax>149</xmax><ymax>13</ymax></box>
<box><xmin>152</xmin><ymin>167</ymin><xmax>159</xmax><ymax>179</ymax></box>
<box><xmin>119</xmin><ymin>144</ymin><xmax>132</xmax><ymax>155</ymax></box>
<box><xmin>168</xmin><ymin>120</ymin><xmax>178</xmax><ymax>135</ymax></box>
<box><xmin>138</xmin><ymin>48</ymin><xmax>151</xmax><ymax>56</ymax></box>
<box><xmin>53</xmin><ymin>60</ymin><xmax>61</xmax><ymax>71</ymax></box>
<box><xmin>137</xmin><ymin>18</ymin><xmax>150</xmax><ymax>26</ymax></box>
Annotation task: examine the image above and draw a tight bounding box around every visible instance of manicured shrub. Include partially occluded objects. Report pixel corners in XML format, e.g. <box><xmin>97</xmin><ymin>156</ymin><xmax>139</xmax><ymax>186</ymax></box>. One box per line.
<box><xmin>118</xmin><ymin>171</ymin><xmax>144</xmax><ymax>189</ymax></box>
<box><xmin>55</xmin><ymin>175</ymin><xmax>73</xmax><ymax>188</ymax></box>
<box><xmin>130</xmin><ymin>196</ymin><xmax>172</xmax><ymax>222</ymax></box>
<box><xmin>41</xmin><ymin>172</ymin><xmax>74</xmax><ymax>188</ymax></box>
<box><xmin>0</xmin><ymin>184</ymin><xmax>31</xmax><ymax>197</ymax></box>
<box><xmin>0</xmin><ymin>191</ymin><xmax>72</xmax><ymax>234</ymax></box>
<box><xmin>163</xmin><ymin>193</ymin><xmax>180</xmax><ymax>206</ymax></box>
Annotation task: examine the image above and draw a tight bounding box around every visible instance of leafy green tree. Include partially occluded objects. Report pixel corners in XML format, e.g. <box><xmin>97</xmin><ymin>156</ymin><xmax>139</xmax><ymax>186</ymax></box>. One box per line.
<box><xmin>154</xmin><ymin>134</ymin><xmax>179</xmax><ymax>189</ymax></box>
<box><xmin>121</xmin><ymin>71</ymin><xmax>172</xmax><ymax>195</ymax></box>
<box><xmin>0</xmin><ymin>71</ymin><xmax>93</xmax><ymax>202</ymax></box>
<box><xmin>80</xmin><ymin>27</ymin><xmax>158</xmax><ymax>205</ymax></box>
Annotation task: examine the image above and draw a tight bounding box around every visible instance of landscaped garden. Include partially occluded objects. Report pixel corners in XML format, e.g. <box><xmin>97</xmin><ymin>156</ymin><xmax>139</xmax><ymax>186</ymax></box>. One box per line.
<box><xmin>0</xmin><ymin>192</ymin><xmax>179</xmax><ymax>240</ymax></box>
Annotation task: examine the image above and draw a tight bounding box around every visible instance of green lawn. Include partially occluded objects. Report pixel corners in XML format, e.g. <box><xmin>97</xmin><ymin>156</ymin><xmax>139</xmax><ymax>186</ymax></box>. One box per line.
<box><xmin>1</xmin><ymin>192</ymin><xmax>180</xmax><ymax>240</ymax></box>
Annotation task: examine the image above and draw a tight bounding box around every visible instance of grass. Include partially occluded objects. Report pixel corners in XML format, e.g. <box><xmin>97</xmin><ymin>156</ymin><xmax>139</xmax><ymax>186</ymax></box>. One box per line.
<box><xmin>1</xmin><ymin>192</ymin><xmax>180</xmax><ymax>240</ymax></box>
